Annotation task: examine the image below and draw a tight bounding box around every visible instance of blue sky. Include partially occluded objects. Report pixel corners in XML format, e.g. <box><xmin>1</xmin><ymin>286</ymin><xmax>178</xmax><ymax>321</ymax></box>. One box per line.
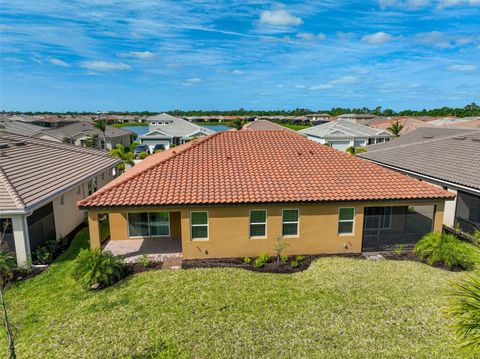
<box><xmin>0</xmin><ymin>0</ymin><xmax>479</xmax><ymax>112</ymax></box>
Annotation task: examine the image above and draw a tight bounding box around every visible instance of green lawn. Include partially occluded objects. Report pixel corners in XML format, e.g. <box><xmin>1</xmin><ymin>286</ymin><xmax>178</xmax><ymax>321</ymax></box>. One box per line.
<box><xmin>3</xmin><ymin>228</ymin><xmax>479</xmax><ymax>358</ymax></box>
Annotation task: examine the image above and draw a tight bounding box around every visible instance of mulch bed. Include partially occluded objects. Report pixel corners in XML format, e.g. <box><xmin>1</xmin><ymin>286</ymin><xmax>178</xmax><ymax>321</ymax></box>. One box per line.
<box><xmin>380</xmin><ymin>250</ymin><xmax>420</xmax><ymax>262</ymax></box>
<box><xmin>8</xmin><ymin>265</ymin><xmax>48</xmax><ymax>284</ymax></box>
<box><xmin>182</xmin><ymin>253</ymin><xmax>362</xmax><ymax>273</ymax></box>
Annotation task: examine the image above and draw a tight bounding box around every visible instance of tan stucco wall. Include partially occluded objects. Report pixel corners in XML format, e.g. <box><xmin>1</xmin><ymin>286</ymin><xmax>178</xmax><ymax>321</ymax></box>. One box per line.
<box><xmin>53</xmin><ymin>168</ymin><xmax>115</xmax><ymax>239</ymax></box>
<box><xmin>90</xmin><ymin>199</ymin><xmax>445</xmax><ymax>259</ymax></box>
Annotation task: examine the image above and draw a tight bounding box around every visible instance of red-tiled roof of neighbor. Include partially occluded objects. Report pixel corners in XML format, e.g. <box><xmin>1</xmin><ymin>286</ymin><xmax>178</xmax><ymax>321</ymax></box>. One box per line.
<box><xmin>78</xmin><ymin>130</ymin><xmax>453</xmax><ymax>208</ymax></box>
<box><xmin>242</xmin><ymin>120</ymin><xmax>294</xmax><ymax>132</ymax></box>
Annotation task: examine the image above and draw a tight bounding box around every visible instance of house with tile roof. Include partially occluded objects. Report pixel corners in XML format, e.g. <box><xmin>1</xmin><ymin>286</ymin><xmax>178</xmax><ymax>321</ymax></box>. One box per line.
<box><xmin>35</xmin><ymin>121</ymin><xmax>136</xmax><ymax>150</ymax></box>
<box><xmin>0</xmin><ymin>131</ymin><xmax>120</xmax><ymax>265</ymax></box>
<box><xmin>139</xmin><ymin>113</ymin><xmax>215</xmax><ymax>151</ymax></box>
<box><xmin>79</xmin><ymin>130</ymin><xmax>452</xmax><ymax>258</ymax></box>
<box><xmin>0</xmin><ymin>118</ymin><xmax>46</xmax><ymax>137</ymax></box>
<box><xmin>359</xmin><ymin>127</ymin><xmax>480</xmax><ymax>234</ymax></box>
<box><xmin>299</xmin><ymin>119</ymin><xmax>393</xmax><ymax>151</ymax></box>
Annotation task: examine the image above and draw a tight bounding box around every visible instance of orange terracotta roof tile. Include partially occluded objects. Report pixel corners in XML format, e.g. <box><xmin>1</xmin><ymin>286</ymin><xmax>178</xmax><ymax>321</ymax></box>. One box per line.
<box><xmin>78</xmin><ymin>130</ymin><xmax>453</xmax><ymax>208</ymax></box>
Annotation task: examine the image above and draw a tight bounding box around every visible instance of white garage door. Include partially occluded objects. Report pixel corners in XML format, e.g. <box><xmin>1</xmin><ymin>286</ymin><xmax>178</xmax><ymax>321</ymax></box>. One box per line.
<box><xmin>330</xmin><ymin>141</ymin><xmax>351</xmax><ymax>151</ymax></box>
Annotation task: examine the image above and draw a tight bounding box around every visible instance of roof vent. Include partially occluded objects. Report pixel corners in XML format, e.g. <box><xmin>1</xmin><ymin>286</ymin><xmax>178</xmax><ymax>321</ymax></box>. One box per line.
<box><xmin>423</xmin><ymin>136</ymin><xmax>434</xmax><ymax>139</ymax></box>
<box><xmin>452</xmin><ymin>136</ymin><xmax>467</xmax><ymax>140</ymax></box>
<box><xmin>14</xmin><ymin>141</ymin><xmax>26</xmax><ymax>146</ymax></box>
<box><xmin>0</xmin><ymin>144</ymin><xmax>8</xmax><ymax>149</ymax></box>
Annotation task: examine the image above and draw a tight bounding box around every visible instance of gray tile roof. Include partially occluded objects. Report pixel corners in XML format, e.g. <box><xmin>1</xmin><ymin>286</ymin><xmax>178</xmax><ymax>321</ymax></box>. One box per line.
<box><xmin>43</xmin><ymin>122</ymin><xmax>134</xmax><ymax>140</ymax></box>
<box><xmin>140</xmin><ymin>113</ymin><xmax>215</xmax><ymax>139</ymax></box>
<box><xmin>0</xmin><ymin>119</ymin><xmax>45</xmax><ymax>137</ymax></box>
<box><xmin>359</xmin><ymin>127</ymin><xmax>480</xmax><ymax>191</ymax></box>
<box><xmin>299</xmin><ymin>119</ymin><xmax>392</xmax><ymax>139</ymax></box>
<box><xmin>0</xmin><ymin>131</ymin><xmax>120</xmax><ymax>212</ymax></box>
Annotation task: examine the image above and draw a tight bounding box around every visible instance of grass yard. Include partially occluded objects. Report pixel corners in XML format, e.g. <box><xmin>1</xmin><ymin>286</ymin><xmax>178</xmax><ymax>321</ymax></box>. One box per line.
<box><xmin>3</xmin><ymin>228</ymin><xmax>479</xmax><ymax>358</ymax></box>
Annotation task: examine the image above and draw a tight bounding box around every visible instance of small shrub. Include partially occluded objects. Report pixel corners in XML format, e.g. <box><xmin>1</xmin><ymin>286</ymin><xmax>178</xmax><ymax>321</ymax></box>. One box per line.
<box><xmin>0</xmin><ymin>251</ymin><xmax>16</xmax><ymax>283</ymax></box>
<box><xmin>290</xmin><ymin>255</ymin><xmax>305</xmax><ymax>269</ymax></box>
<box><xmin>72</xmin><ymin>249</ymin><xmax>126</xmax><ymax>289</ymax></box>
<box><xmin>138</xmin><ymin>151</ymin><xmax>149</xmax><ymax>160</ymax></box>
<box><xmin>32</xmin><ymin>247</ymin><xmax>52</xmax><ymax>265</ymax></box>
<box><xmin>254</xmin><ymin>253</ymin><xmax>271</xmax><ymax>268</ymax></box>
<box><xmin>449</xmin><ymin>275</ymin><xmax>480</xmax><ymax>351</ymax></box>
<box><xmin>243</xmin><ymin>257</ymin><xmax>253</xmax><ymax>264</ymax></box>
<box><xmin>393</xmin><ymin>244</ymin><xmax>404</xmax><ymax>256</ymax></box>
<box><xmin>139</xmin><ymin>254</ymin><xmax>152</xmax><ymax>268</ymax></box>
<box><xmin>280</xmin><ymin>255</ymin><xmax>289</xmax><ymax>263</ymax></box>
<box><xmin>414</xmin><ymin>232</ymin><xmax>474</xmax><ymax>271</ymax></box>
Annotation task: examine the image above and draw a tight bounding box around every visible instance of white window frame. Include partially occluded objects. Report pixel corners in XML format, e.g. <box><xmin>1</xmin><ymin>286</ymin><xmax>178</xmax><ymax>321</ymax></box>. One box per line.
<box><xmin>249</xmin><ymin>209</ymin><xmax>267</xmax><ymax>239</ymax></box>
<box><xmin>281</xmin><ymin>208</ymin><xmax>300</xmax><ymax>238</ymax></box>
<box><xmin>338</xmin><ymin>207</ymin><xmax>355</xmax><ymax>235</ymax></box>
<box><xmin>190</xmin><ymin>211</ymin><xmax>209</xmax><ymax>241</ymax></box>
<box><xmin>127</xmin><ymin>212</ymin><xmax>171</xmax><ymax>238</ymax></box>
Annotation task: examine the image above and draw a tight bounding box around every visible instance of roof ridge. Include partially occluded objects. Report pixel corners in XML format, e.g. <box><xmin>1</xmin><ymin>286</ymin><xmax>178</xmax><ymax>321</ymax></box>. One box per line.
<box><xmin>78</xmin><ymin>131</ymin><xmax>224</xmax><ymax>206</ymax></box>
<box><xmin>365</xmin><ymin>128</ymin><xmax>480</xmax><ymax>153</ymax></box>
<box><xmin>0</xmin><ymin>166</ymin><xmax>25</xmax><ymax>209</ymax></box>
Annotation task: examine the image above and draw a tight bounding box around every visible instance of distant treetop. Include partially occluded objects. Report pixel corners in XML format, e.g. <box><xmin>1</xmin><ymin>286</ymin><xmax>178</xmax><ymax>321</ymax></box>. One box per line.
<box><xmin>2</xmin><ymin>103</ymin><xmax>479</xmax><ymax>118</ymax></box>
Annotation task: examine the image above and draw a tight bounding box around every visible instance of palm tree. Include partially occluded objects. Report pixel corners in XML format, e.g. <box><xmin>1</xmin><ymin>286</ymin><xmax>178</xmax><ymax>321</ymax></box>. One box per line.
<box><xmin>92</xmin><ymin>120</ymin><xmax>108</xmax><ymax>150</ymax></box>
<box><xmin>386</xmin><ymin>120</ymin><xmax>403</xmax><ymax>137</ymax></box>
<box><xmin>232</xmin><ymin>119</ymin><xmax>244</xmax><ymax>130</ymax></box>
<box><xmin>450</xmin><ymin>275</ymin><xmax>480</xmax><ymax>352</ymax></box>
<box><xmin>346</xmin><ymin>146</ymin><xmax>367</xmax><ymax>155</ymax></box>
<box><xmin>109</xmin><ymin>144</ymin><xmax>134</xmax><ymax>173</ymax></box>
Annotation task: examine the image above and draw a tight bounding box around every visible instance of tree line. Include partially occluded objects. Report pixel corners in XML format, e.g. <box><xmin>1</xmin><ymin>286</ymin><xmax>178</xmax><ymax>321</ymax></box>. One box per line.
<box><xmin>2</xmin><ymin>103</ymin><xmax>479</xmax><ymax>118</ymax></box>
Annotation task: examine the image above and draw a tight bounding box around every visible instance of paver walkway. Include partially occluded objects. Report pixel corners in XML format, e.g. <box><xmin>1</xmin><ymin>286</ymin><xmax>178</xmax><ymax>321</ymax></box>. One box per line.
<box><xmin>103</xmin><ymin>238</ymin><xmax>182</xmax><ymax>263</ymax></box>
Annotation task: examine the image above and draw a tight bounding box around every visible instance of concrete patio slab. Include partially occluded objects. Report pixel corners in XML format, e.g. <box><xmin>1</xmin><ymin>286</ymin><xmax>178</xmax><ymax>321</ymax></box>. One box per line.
<box><xmin>103</xmin><ymin>238</ymin><xmax>182</xmax><ymax>263</ymax></box>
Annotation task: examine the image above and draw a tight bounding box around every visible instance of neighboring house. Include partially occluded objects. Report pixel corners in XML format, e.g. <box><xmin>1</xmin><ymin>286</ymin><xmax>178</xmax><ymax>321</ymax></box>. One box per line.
<box><xmin>298</xmin><ymin>119</ymin><xmax>393</xmax><ymax>151</ymax></box>
<box><xmin>15</xmin><ymin>115</ymin><xmax>83</xmax><ymax>128</ymax></box>
<box><xmin>371</xmin><ymin>117</ymin><xmax>435</xmax><ymax>135</ymax></box>
<box><xmin>304</xmin><ymin>113</ymin><xmax>333</xmax><ymax>125</ymax></box>
<box><xmin>36</xmin><ymin>122</ymin><xmax>135</xmax><ymax>150</ymax></box>
<box><xmin>242</xmin><ymin>120</ymin><xmax>294</xmax><ymax>131</ymax></box>
<box><xmin>80</xmin><ymin>130</ymin><xmax>451</xmax><ymax>257</ymax></box>
<box><xmin>448</xmin><ymin>117</ymin><xmax>480</xmax><ymax>129</ymax></box>
<box><xmin>0</xmin><ymin>132</ymin><xmax>120</xmax><ymax>265</ymax></box>
<box><xmin>139</xmin><ymin>113</ymin><xmax>215</xmax><ymax>151</ymax></box>
<box><xmin>359</xmin><ymin>127</ymin><xmax>480</xmax><ymax>234</ymax></box>
<box><xmin>0</xmin><ymin>118</ymin><xmax>46</xmax><ymax>137</ymax></box>
<box><xmin>335</xmin><ymin>113</ymin><xmax>378</xmax><ymax>125</ymax></box>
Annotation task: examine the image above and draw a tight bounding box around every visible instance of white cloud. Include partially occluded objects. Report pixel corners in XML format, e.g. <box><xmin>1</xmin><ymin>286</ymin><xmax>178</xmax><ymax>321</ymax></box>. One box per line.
<box><xmin>232</xmin><ymin>69</ymin><xmax>243</xmax><ymax>75</ymax></box>
<box><xmin>330</xmin><ymin>76</ymin><xmax>357</xmax><ymax>85</ymax></box>
<box><xmin>81</xmin><ymin>61</ymin><xmax>131</xmax><ymax>71</ymax></box>
<box><xmin>416</xmin><ymin>31</ymin><xmax>453</xmax><ymax>48</ymax></box>
<box><xmin>48</xmin><ymin>58</ymin><xmax>69</xmax><ymax>67</ymax></box>
<box><xmin>181</xmin><ymin>77</ymin><xmax>202</xmax><ymax>86</ymax></box>
<box><xmin>379</xmin><ymin>0</ymin><xmax>431</xmax><ymax>10</ymax></box>
<box><xmin>295</xmin><ymin>84</ymin><xmax>305</xmax><ymax>89</ymax></box>
<box><xmin>447</xmin><ymin>64</ymin><xmax>477</xmax><ymax>71</ymax></box>
<box><xmin>362</xmin><ymin>32</ymin><xmax>394</xmax><ymax>44</ymax></box>
<box><xmin>438</xmin><ymin>0</ymin><xmax>480</xmax><ymax>8</ymax></box>
<box><xmin>259</xmin><ymin>9</ymin><xmax>303</xmax><ymax>26</ymax></box>
<box><xmin>296</xmin><ymin>32</ymin><xmax>327</xmax><ymax>41</ymax></box>
<box><xmin>119</xmin><ymin>51</ymin><xmax>155</xmax><ymax>59</ymax></box>
<box><xmin>380</xmin><ymin>0</ymin><xmax>480</xmax><ymax>9</ymax></box>
<box><xmin>310</xmin><ymin>76</ymin><xmax>357</xmax><ymax>90</ymax></box>
<box><xmin>309</xmin><ymin>84</ymin><xmax>333</xmax><ymax>90</ymax></box>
